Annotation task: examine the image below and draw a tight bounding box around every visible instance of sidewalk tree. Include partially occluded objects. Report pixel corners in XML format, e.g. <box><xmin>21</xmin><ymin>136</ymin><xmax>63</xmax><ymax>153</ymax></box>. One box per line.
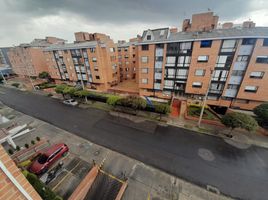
<box><xmin>63</xmin><ymin>86</ymin><xmax>77</xmax><ymax>98</ymax></box>
<box><xmin>55</xmin><ymin>84</ymin><xmax>68</xmax><ymax>97</ymax></box>
<box><xmin>253</xmin><ymin>103</ymin><xmax>268</xmax><ymax>127</ymax></box>
<box><xmin>221</xmin><ymin>112</ymin><xmax>258</xmax><ymax>135</ymax></box>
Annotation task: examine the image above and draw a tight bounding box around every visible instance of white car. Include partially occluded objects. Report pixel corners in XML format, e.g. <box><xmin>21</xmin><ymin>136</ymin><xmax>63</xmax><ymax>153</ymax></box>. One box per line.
<box><xmin>63</xmin><ymin>99</ymin><xmax>78</xmax><ymax>106</ymax></box>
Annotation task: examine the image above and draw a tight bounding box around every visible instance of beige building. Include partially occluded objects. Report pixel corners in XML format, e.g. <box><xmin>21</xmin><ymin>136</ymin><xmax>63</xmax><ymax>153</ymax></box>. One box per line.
<box><xmin>8</xmin><ymin>37</ymin><xmax>65</xmax><ymax>77</ymax></box>
<box><xmin>116</xmin><ymin>38</ymin><xmax>139</xmax><ymax>82</ymax></box>
<box><xmin>0</xmin><ymin>145</ymin><xmax>41</xmax><ymax>200</ymax></box>
<box><xmin>44</xmin><ymin>32</ymin><xmax>119</xmax><ymax>91</ymax></box>
<box><xmin>137</xmin><ymin>14</ymin><xmax>268</xmax><ymax>111</ymax></box>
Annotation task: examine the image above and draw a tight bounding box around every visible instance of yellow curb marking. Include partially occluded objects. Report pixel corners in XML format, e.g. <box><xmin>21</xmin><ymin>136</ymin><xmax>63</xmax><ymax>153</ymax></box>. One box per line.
<box><xmin>52</xmin><ymin>160</ymin><xmax>81</xmax><ymax>191</ymax></box>
<box><xmin>99</xmin><ymin>169</ymin><xmax>125</xmax><ymax>184</ymax></box>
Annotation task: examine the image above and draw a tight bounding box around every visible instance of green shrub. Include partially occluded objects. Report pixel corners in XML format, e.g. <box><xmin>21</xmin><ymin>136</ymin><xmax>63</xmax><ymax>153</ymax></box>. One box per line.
<box><xmin>63</xmin><ymin>86</ymin><xmax>78</xmax><ymax>97</ymax></box>
<box><xmin>107</xmin><ymin>95</ymin><xmax>121</xmax><ymax>106</ymax></box>
<box><xmin>117</xmin><ymin>96</ymin><xmax>147</xmax><ymax>110</ymax></box>
<box><xmin>55</xmin><ymin>84</ymin><xmax>68</xmax><ymax>94</ymax></box>
<box><xmin>31</xmin><ymin>140</ymin><xmax>35</xmax><ymax>145</ymax></box>
<box><xmin>16</xmin><ymin>146</ymin><xmax>20</xmax><ymax>151</ymax></box>
<box><xmin>36</xmin><ymin>136</ymin><xmax>41</xmax><ymax>141</ymax></box>
<box><xmin>11</xmin><ymin>83</ymin><xmax>20</xmax><ymax>88</ymax></box>
<box><xmin>18</xmin><ymin>160</ymin><xmax>32</xmax><ymax>168</ymax></box>
<box><xmin>25</xmin><ymin>172</ymin><xmax>61</xmax><ymax>200</ymax></box>
<box><xmin>38</xmin><ymin>83</ymin><xmax>56</xmax><ymax>89</ymax></box>
<box><xmin>221</xmin><ymin>112</ymin><xmax>258</xmax><ymax>132</ymax></box>
<box><xmin>74</xmin><ymin>89</ymin><xmax>90</xmax><ymax>98</ymax></box>
<box><xmin>8</xmin><ymin>149</ymin><xmax>14</xmax><ymax>155</ymax></box>
<box><xmin>38</xmin><ymin>71</ymin><xmax>50</xmax><ymax>79</ymax></box>
<box><xmin>25</xmin><ymin>143</ymin><xmax>29</xmax><ymax>148</ymax></box>
<box><xmin>154</xmin><ymin>102</ymin><xmax>170</xmax><ymax>114</ymax></box>
<box><xmin>253</xmin><ymin>103</ymin><xmax>268</xmax><ymax>127</ymax></box>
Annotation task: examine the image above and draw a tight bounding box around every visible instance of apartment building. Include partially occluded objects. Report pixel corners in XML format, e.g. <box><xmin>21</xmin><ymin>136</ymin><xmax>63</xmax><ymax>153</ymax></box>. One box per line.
<box><xmin>116</xmin><ymin>38</ymin><xmax>138</xmax><ymax>81</ymax></box>
<box><xmin>0</xmin><ymin>145</ymin><xmax>41</xmax><ymax>200</ymax></box>
<box><xmin>137</xmin><ymin>26</ymin><xmax>268</xmax><ymax>111</ymax></box>
<box><xmin>8</xmin><ymin>37</ymin><xmax>65</xmax><ymax>77</ymax></box>
<box><xmin>0</xmin><ymin>47</ymin><xmax>12</xmax><ymax>68</ymax></box>
<box><xmin>43</xmin><ymin>32</ymin><xmax>119</xmax><ymax>91</ymax></box>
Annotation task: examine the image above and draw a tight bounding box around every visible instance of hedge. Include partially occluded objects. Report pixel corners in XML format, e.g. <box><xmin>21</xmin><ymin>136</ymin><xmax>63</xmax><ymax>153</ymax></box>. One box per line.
<box><xmin>24</xmin><ymin>171</ymin><xmax>62</xmax><ymax>200</ymax></box>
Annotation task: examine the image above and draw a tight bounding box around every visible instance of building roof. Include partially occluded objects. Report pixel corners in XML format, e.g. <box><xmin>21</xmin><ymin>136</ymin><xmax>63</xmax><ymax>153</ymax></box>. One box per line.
<box><xmin>138</xmin><ymin>27</ymin><xmax>268</xmax><ymax>44</ymax></box>
<box><xmin>116</xmin><ymin>41</ymin><xmax>137</xmax><ymax>48</ymax></box>
<box><xmin>44</xmin><ymin>41</ymin><xmax>98</xmax><ymax>51</ymax></box>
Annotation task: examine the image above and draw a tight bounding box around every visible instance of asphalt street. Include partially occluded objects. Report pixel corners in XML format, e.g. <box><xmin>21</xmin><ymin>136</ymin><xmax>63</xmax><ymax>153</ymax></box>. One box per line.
<box><xmin>1</xmin><ymin>87</ymin><xmax>268</xmax><ymax>200</ymax></box>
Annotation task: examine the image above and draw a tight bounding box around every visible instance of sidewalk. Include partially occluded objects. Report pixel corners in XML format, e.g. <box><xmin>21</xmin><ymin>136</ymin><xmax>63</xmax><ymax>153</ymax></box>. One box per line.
<box><xmin>168</xmin><ymin>101</ymin><xmax>268</xmax><ymax>149</ymax></box>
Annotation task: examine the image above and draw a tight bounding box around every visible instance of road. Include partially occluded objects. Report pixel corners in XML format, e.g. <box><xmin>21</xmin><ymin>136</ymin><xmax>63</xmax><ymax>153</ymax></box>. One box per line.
<box><xmin>1</xmin><ymin>87</ymin><xmax>268</xmax><ymax>200</ymax></box>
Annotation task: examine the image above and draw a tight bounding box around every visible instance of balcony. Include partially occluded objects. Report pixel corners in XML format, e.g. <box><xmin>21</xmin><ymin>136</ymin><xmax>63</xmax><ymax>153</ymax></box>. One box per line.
<box><xmin>155</xmin><ymin>61</ymin><xmax>162</xmax><ymax>69</ymax></box>
<box><xmin>228</xmin><ymin>76</ymin><xmax>243</xmax><ymax>85</ymax></box>
<box><xmin>224</xmin><ymin>89</ymin><xmax>238</xmax><ymax>97</ymax></box>
<box><xmin>154</xmin><ymin>73</ymin><xmax>162</xmax><ymax>79</ymax></box>
<box><xmin>233</xmin><ymin>61</ymin><xmax>247</xmax><ymax>70</ymax></box>
<box><xmin>238</xmin><ymin>45</ymin><xmax>253</xmax><ymax>55</ymax></box>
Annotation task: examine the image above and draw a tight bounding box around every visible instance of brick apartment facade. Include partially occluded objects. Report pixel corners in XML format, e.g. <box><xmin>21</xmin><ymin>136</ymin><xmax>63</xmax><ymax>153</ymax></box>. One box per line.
<box><xmin>137</xmin><ymin>13</ymin><xmax>268</xmax><ymax>111</ymax></box>
<box><xmin>8</xmin><ymin>37</ymin><xmax>65</xmax><ymax>77</ymax></box>
<box><xmin>0</xmin><ymin>145</ymin><xmax>41</xmax><ymax>200</ymax></box>
<box><xmin>116</xmin><ymin>38</ymin><xmax>138</xmax><ymax>82</ymax></box>
<box><xmin>43</xmin><ymin>32</ymin><xmax>119</xmax><ymax>91</ymax></box>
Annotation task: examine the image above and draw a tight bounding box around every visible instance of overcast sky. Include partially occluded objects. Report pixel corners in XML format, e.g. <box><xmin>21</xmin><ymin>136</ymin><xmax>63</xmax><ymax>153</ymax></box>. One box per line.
<box><xmin>1</xmin><ymin>0</ymin><xmax>268</xmax><ymax>46</ymax></box>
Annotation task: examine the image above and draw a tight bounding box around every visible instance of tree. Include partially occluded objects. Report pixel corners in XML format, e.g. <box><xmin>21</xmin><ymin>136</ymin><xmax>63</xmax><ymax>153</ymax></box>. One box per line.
<box><xmin>74</xmin><ymin>90</ymin><xmax>90</xmax><ymax>98</ymax></box>
<box><xmin>55</xmin><ymin>84</ymin><xmax>68</xmax><ymax>97</ymax></box>
<box><xmin>63</xmin><ymin>86</ymin><xmax>77</xmax><ymax>98</ymax></box>
<box><xmin>221</xmin><ymin>112</ymin><xmax>258</xmax><ymax>135</ymax></box>
<box><xmin>38</xmin><ymin>71</ymin><xmax>50</xmax><ymax>79</ymax></box>
<box><xmin>253</xmin><ymin>103</ymin><xmax>268</xmax><ymax>127</ymax></box>
<box><xmin>117</xmin><ymin>96</ymin><xmax>147</xmax><ymax>110</ymax></box>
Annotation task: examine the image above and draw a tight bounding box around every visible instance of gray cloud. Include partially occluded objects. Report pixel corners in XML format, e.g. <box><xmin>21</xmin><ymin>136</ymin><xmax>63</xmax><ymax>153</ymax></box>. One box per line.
<box><xmin>1</xmin><ymin>0</ymin><xmax>267</xmax><ymax>46</ymax></box>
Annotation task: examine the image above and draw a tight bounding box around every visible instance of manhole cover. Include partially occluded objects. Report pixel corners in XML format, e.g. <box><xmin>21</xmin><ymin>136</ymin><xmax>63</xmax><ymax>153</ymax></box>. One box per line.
<box><xmin>198</xmin><ymin>148</ymin><xmax>215</xmax><ymax>161</ymax></box>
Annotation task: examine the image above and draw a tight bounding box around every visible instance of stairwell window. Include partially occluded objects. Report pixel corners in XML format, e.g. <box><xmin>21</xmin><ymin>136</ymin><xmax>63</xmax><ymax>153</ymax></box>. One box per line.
<box><xmin>142</xmin><ymin>45</ymin><xmax>149</xmax><ymax>51</ymax></box>
<box><xmin>200</xmin><ymin>40</ymin><xmax>212</xmax><ymax>48</ymax></box>
<box><xmin>141</xmin><ymin>68</ymin><xmax>148</xmax><ymax>74</ymax></box>
<box><xmin>263</xmin><ymin>39</ymin><xmax>268</xmax><ymax>46</ymax></box>
<box><xmin>250</xmin><ymin>71</ymin><xmax>264</xmax><ymax>79</ymax></box>
<box><xmin>141</xmin><ymin>56</ymin><xmax>148</xmax><ymax>63</ymax></box>
<box><xmin>192</xmin><ymin>82</ymin><xmax>202</xmax><ymax>88</ymax></box>
<box><xmin>256</xmin><ymin>56</ymin><xmax>268</xmax><ymax>63</ymax></box>
<box><xmin>244</xmin><ymin>86</ymin><xmax>258</xmax><ymax>93</ymax></box>
<box><xmin>141</xmin><ymin>78</ymin><xmax>148</xmax><ymax>84</ymax></box>
<box><xmin>197</xmin><ymin>55</ymin><xmax>209</xmax><ymax>62</ymax></box>
<box><xmin>195</xmin><ymin>69</ymin><xmax>205</xmax><ymax>76</ymax></box>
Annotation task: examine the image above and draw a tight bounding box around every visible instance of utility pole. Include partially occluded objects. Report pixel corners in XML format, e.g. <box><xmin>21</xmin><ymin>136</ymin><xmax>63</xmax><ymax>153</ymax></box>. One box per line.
<box><xmin>26</xmin><ymin>66</ymin><xmax>36</xmax><ymax>91</ymax></box>
<box><xmin>79</xmin><ymin>71</ymin><xmax>87</xmax><ymax>102</ymax></box>
<box><xmin>198</xmin><ymin>69</ymin><xmax>213</xmax><ymax>128</ymax></box>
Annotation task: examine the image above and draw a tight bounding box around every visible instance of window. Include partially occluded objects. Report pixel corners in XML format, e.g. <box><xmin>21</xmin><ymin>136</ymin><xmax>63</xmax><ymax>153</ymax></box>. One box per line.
<box><xmin>147</xmin><ymin>35</ymin><xmax>151</xmax><ymax>40</ymax></box>
<box><xmin>200</xmin><ymin>40</ymin><xmax>212</xmax><ymax>48</ymax></box>
<box><xmin>117</xmin><ymin>48</ymin><xmax>121</xmax><ymax>52</ymax></box>
<box><xmin>92</xmin><ymin>57</ymin><xmax>97</xmax><ymax>62</ymax></box>
<box><xmin>227</xmin><ymin>84</ymin><xmax>239</xmax><ymax>89</ymax></box>
<box><xmin>192</xmin><ymin>82</ymin><xmax>202</xmax><ymax>88</ymax></box>
<box><xmin>142</xmin><ymin>45</ymin><xmax>149</xmax><ymax>51</ymax></box>
<box><xmin>263</xmin><ymin>39</ymin><xmax>268</xmax><ymax>46</ymax></box>
<box><xmin>244</xmin><ymin>86</ymin><xmax>258</xmax><ymax>93</ymax></box>
<box><xmin>95</xmin><ymin>75</ymin><xmax>100</xmax><ymax>79</ymax></box>
<box><xmin>164</xmin><ymin>80</ymin><xmax>174</xmax><ymax>89</ymax></box>
<box><xmin>94</xmin><ymin>66</ymin><xmax>98</xmax><ymax>71</ymax></box>
<box><xmin>155</xmin><ymin>56</ymin><xmax>163</xmax><ymax>62</ymax></box>
<box><xmin>231</xmin><ymin>70</ymin><xmax>244</xmax><ymax>76</ymax></box>
<box><xmin>166</xmin><ymin>56</ymin><xmax>176</xmax><ymax>65</ymax></box>
<box><xmin>176</xmin><ymin>69</ymin><xmax>188</xmax><ymax>79</ymax></box>
<box><xmin>256</xmin><ymin>56</ymin><xmax>268</xmax><ymax>63</ymax></box>
<box><xmin>179</xmin><ymin>42</ymin><xmax>192</xmax><ymax>53</ymax></box>
<box><xmin>141</xmin><ymin>78</ymin><xmax>148</xmax><ymax>84</ymax></box>
<box><xmin>242</xmin><ymin>38</ymin><xmax>256</xmax><ymax>45</ymax></box>
<box><xmin>165</xmin><ymin>68</ymin><xmax>175</xmax><ymax>78</ymax></box>
<box><xmin>141</xmin><ymin>56</ymin><xmax>148</xmax><ymax>63</ymax></box>
<box><xmin>195</xmin><ymin>69</ymin><xmax>205</xmax><ymax>76</ymax></box>
<box><xmin>237</xmin><ymin>55</ymin><xmax>249</xmax><ymax>62</ymax></box>
<box><xmin>124</xmin><ymin>48</ymin><xmax>128</xmax><ymax>52</ymax></box>
<box><xmin>250</xmin><ymin>71</ymin><xmax>264</xmax><ymax>79</ymax></box>
<box><xmin>109</xmin><ymin>47</ymin><xmax>115</xmax><ymax>52</ymax></box>
<box><xmin>215</xmin><ymin>55</ymin><xmax>233</xmax><ymax>68</ymax></box>
<box><xmin>221</xmin><ymin>40</ymin><xmax>237</xmax><ymax>52</ymax></box>
<box><xmin>141</xmin><ymin>68</ymin><xmax>148</xmax><ymax>74</ymax></box>
<box><xmin>177</xmin><ymin>56</ymin><xmax>191</xmax><ymax>67</ymax></box>
<box><xmin>89</xmin><ymin>48</ymin><xmax>95</xmax><ymax>53</ymax></box>
<box><xmin>210</xmin><ymin>83</ymin><xmax>224</xmax><ymax>94</ymax></box>
<box><xmin>212</xmin><ymin>70</ymin><xmax>228</xmax><ymax>81</ymax></box>
<box><xmin>197</xmin><ymin>55</ymin><xmax>209</xmax><ymax>62</ymax></box>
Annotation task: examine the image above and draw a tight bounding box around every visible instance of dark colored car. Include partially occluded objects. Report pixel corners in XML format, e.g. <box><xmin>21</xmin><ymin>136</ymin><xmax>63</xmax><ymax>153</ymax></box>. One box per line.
<box><xmin>29</xmin><ymin>143</ymin><xmax>69</xmax><ymax>175</ymax></box>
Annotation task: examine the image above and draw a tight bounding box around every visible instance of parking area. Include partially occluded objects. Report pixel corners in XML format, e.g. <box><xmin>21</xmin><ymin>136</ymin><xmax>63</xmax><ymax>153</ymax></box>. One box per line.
<box><xmin>0</xmin><ymin>102</ymin><xmax>232</xmax><ymax>200</ymax></box>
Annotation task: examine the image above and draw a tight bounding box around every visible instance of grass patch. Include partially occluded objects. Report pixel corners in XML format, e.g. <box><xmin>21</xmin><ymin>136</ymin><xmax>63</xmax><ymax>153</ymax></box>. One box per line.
<box><xmin>188</xmin><ymin>106</ymin><xmax>218</xmax><ymax>120</ymax></box>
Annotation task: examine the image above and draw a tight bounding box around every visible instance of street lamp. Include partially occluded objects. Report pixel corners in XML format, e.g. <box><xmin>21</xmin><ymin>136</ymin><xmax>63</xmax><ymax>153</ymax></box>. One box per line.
<box><xmin>198</xmin><ymin>69</ymin><xmax>214</xmax><ymax>128</ymax></box>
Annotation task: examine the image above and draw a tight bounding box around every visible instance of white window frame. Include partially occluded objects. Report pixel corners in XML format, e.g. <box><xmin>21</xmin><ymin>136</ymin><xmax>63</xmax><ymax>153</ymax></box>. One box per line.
<box><xmin>195</xmin><ymin>69</ymin><xmax>205</xmax><ymax>76</ymax></box>
<box><xmin>141</xmin><ymin>78</ymin><xmax>148</xmax><ymax>84</ymax></box>
<box><xmin>141</xmin><ymin>68</ymin><xmax>148</xmax><ymax>74</ymax></box>
<box><xmin>197</xmin><ymin>55</ymin><xmax>209</xmax><ymax>62</ymax></box>
<box><xmin>141</xmin><ymin>56</ymin><xmax>148</xmax><ymax>63</ymax></box>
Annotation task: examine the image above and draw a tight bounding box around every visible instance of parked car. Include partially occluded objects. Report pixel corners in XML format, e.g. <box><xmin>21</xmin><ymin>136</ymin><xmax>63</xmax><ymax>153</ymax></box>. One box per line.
<box><xmin>63</xmin><ymin>99</ymin><xmax>78</xmax><ymax>106</ymax></box>
<box><xmin>29</xmin><ymin>143</ymin><xmax>69</xmax><ymax>175</ymax></box>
